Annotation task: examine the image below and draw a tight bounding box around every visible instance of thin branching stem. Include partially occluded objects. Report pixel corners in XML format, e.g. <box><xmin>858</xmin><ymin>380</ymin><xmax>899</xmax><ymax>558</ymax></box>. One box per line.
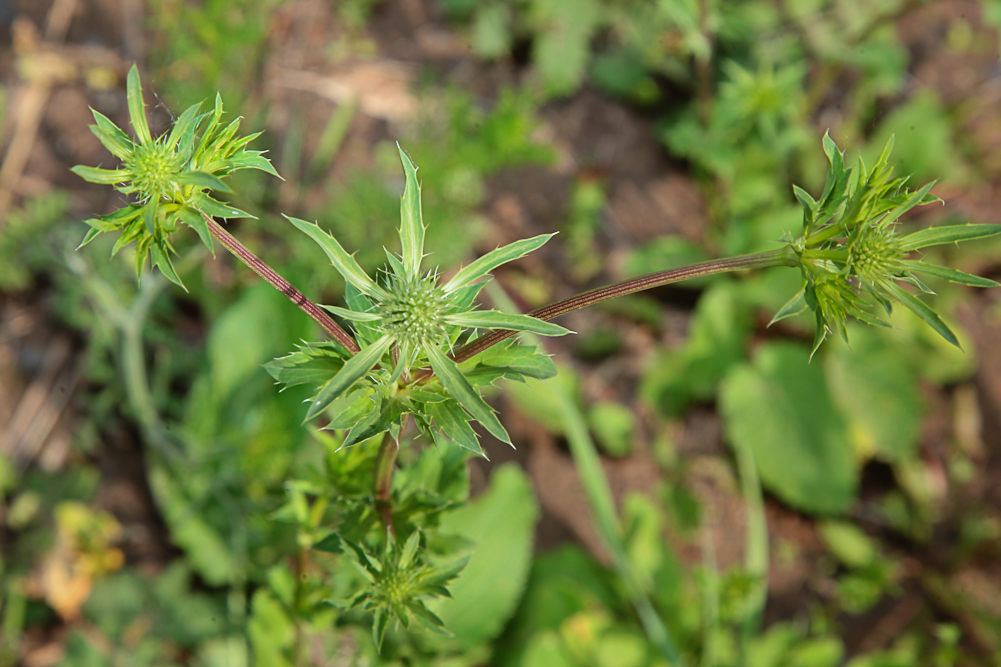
<box><xmin>450</xmin><ymin>247</ymin><xmax>795</xmax><ymax>364</ymax></box>
<box><xmin>202</xmin><ymin>211</ymin><xmax>360</xmax><ymax>354</ymax></box>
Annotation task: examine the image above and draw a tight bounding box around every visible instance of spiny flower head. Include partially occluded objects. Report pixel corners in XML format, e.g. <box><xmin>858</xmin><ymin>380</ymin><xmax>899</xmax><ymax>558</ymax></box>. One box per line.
<box><xmin>72</xmin><ymin>63</ymin><xmax>278</xmax><ymax>289</ymax></box>
<box><xmin>773</xmin><ymin>133</ymin><xmax>1001</xmax><ymax>358</ymax></box>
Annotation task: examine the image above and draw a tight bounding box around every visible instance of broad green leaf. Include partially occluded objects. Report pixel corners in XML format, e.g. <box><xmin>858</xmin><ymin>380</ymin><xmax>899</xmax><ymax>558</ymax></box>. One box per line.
<box><xmin>818</xmin><ymin>520</ymin><xmax>876</xmax><ymax>569</ymax></box>
<box><xmin>426</xmin><ymin>345</ymin><xmax>511</xmax><ymax>445</ymax></box>
<box><xmin>398</xmin><ymin>144</ymin><xmax>425</xmax><ymax>278</ymax></box>
<box><xmin>825</xmin><ymin>327</ymin><xmax>922</xmax><ymax>462</ymax></box>
<box><xmin>89</xmin><ymin>109</ymin><xmax>134</xmax><ymax>160</ymax></box>
<box><xmin>285</xmin><ymin>216</ymin><xmax>389</xmax><ymax>300</ymax></box>
<box><xmin>341</xmin><ymin>396</ymin><xmax>396</xmax><ymax>447</ymax></box>
<box><xmin>70</xmin><ymin>165</ymin><xmax>130</xmax><ymax>185</ymax></box>
<box><xmin>901</xmin><ymin>260</ymin><xmax>1000</xmax><ymax>288</ymax></box>
<box><xmin>306</xmin><ymin>334</ymin><xmax>393</xmax><ymax>420</ymax></box>
<box><xmin>426</xmin><ymin>399</ymin><xmax>483</xmax><ymax>456</ymax></box>
<box><xmin>429</xmin><ymin>464</ymin><xmax>539</xmax><ymax>645</ymax></box>
<box><xmin>720</xmin><ymin>342</ymin><xmax>856</xmax><ymax>515</ymax></box>
<box><xmin>444</xmin><ymin>310</ymin><xmax>571</xmax><ymax>336</ymax></box>
<box><xmin>882</xmin><ymin>281</ymin><xmax>959</xmax><ymax>348</ymax></box>
<box><xmin>898</xmin><ymin>223</ymin><xmax>1001</xmax><ymax>251</ymax></box>
<box><xmin>126</xmin><ymin>64</ymin><xmax>152</xmax><ymax>145</ymax></box>
<box><xmin>442</xmin><ymin>233</ymin><xmax>556</xmax><ymax>294</ymax></box>
<box><xmin>211</xmin><ymin>285</ymin><xmax>288</xmax><ymax>397</ymax></box>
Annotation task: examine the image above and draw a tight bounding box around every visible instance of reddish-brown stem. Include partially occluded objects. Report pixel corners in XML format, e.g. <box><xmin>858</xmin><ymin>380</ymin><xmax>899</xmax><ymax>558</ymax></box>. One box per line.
<box><xmin>202</xmin><ymin>211</ymin><xmax>360</xmax><ymax>355</ymax></box>
<box><xmin>373</xmin><ymin>431</ymin><xmax>398</xmax><ymax>536</ymax></box>
<box><xmin>450</xmin><ymin>248</ymin><xmax>795</xmax><ymax>365</ymax></box>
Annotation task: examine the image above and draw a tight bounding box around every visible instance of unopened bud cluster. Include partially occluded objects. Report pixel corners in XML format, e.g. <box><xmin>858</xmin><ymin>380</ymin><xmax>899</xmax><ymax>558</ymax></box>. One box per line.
<box><xmin>379</xmin><ymin>275</ymin><xmax>449</xmax><ymax>348</ymax></box>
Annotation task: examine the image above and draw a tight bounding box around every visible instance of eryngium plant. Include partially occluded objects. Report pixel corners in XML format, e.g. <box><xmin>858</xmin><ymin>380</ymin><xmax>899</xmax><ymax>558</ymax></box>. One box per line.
<box><xmin>267</xmin><ymin>147</ymin><xmax>569</xmax><ymax>457</ymax></box>
<box><xmin>71</xmin><ymin>64</ymin><xmax>278</xmax><ymax>288</ymax></box>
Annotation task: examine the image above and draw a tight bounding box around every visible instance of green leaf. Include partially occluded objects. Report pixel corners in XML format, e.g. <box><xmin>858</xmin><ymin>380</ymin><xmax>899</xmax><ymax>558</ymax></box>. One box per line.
<box><xmin>720</xmin><ymin>342</ymin><xmax>856</xmax><ymax>515</ymax></box>
<box><xmin>320</xmin><ymin>304</ymin><xmax>383</xmax><ymax>322</ymax></box>
<box><xmin>463</xmin><ymin>339</ymin><xmax>557</xmax><ymax>381</ymax></box>
<box><xmin>344</xmin><ymin>284</ymin><xmax>381</xmax><ymax>347</ymax></box>
<box><xmin>444</xmin><ymin>310</ymin><xmax>571</xmax><ymax>336</ymax></box>
<box><xmin>442</xmin><ymin>233</ymin><xmax>556</xmax><ymax>294</ymax></box>
<box><xmin>306</xmin><ymin>334</ymin><xmax>393</xmax><ymax>421</ymax></box>
<box><xmin>768</xmin><ymin>285</ymin><xmax>808</xmax><ymax>326</ymax></box>
<box><xmin>881</xmin><ymin>281</ymin><xmax>960</xmax><ymax>348</ymax></box>
<box><xmin>264</xmin><ymin>342</ymin><xmax>348</xmax><ymax>388</ymax></box>
<box><xmin>177</xmin><ymin>206</ymin><xmax>214</xmax><ymax>254</ymax></box>
<box><xmin>89</xmin><ymin>109</ymin><xmax>134</xmax><ymax>160</ymax></box>
<box><xmin>825</xmin><ymin>327</ymin><xmax>923</xmax><ymax>462</ymax></box>
<box><xmin>426</xmin><ymin>399</ymin><xmax>484</xmax><ymax>457</ymax></box>
<box><xmin>372</xmin><ymin>607</ymin><xmax>389</xmax><ymax>652</ymax></box>
<box><xmin>70</xmin><ymin>165</ymin><xmax>130</xmax><ymax>185</ymax></box>
<box><xmin>285</xmin><ymin>216</ymin><xmax>389</xmax><ymax>300</ymax></box>
<box><xmin>426</xmin><ymin>345</ymin><xmax>511</xmax><ymax>445</ymax></box>
<box><xmin>325</xmin><ymin>389</ymin><xmax>379</xmax><ymax>430</ymax></box>
<box><xmin>428</xmin><ymin>464</ymin><xmax>539</xmax><ymax>645</ymax></box>
<box><xmin>818</xmin><ymin>521</ymin><xmax>876</xmax><ymax>569</ymax></box>
<box><xmin>898</xmin><ymin>223</ymin><xmax>1001</xmax><ymax>251</ymax></box>
<box><xmin>150</xmin><ymin>241</ymin><xmax>186</xmax><ymax>291</ymax></box>
<box><xmin>126</xmin><ymin>64</ymin><xmax>152</xmax><ymax>145</ymax></box>
<box><xmin>195</xmin><ymin>196</ymin><xmax>254</xmax><ymax>219</ymax></box>
<box><xmin>313</xmin><ymin>532</ymin><xmax>343</xmax><ymax>554</ymax></box>
<box><xmin>176</xmin><ymin>171</ymin><xmax>232</xmax><ymax>193</ymax></box>
<box><xmin>165</xmin><ymin>101</ymin><xmax>203</xmax><ymax>152</ymax></box>
<box><xmin>397</xmin><ymin>144</ymin><xmax>425</xmax><ymax>278</ymax></box>
<box><xmin>226</xmin><ymin>151</ymin><xmax>281</xmax><ymax>178</ymax></box>
<box><xmin>901</xmin><ymin>260</ymin><xmax>999</xmax><ymax>288</ymax></box>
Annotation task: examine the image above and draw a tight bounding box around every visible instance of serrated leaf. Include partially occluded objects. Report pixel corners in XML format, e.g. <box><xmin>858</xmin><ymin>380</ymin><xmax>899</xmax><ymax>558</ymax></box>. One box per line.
<box><xmin>150</xmin><ymin>240</ymin><xmax>186</xmax><ymax>291</ymax></box>
<box><xmin>901</xmin><ymin>260</ymin><xmax>999</xmax><ymax>288</ymax></box>
<box><xmin>306</xmin><ymin>334</ymin><xmax>393</xmax><ymax>420</ymax></box>
<box><xmin>882</xmin><ymin>281</ymin><xmax>960</xmax><ymax>348</ymax></box>
<box><xmin>442</xmin><ymin>233</ymin><xmax>556</xmax><ymax>294</ymax></box>
<box><xmin>165</xmin><ymin>101</ymin><xmax>203</xmax><ymax>151</ymax></box>
<box><xmin>195</xmin><ymin>196</ymin><xmax>254</xmax><ymax>219</ymax></box>
<box><xmin>176</xmin><ymin>170</ymin><xmax>232</xmax><ymax>193</ymax></box>
<box><xmin>882</xmin><ymin>181</ymin><xmax>937</xmax><ymax>222</ymax></box>
<box><xmin>344</xmin><ymin>283</ymin><xmax>381</xmax><ymax>347</ymax></box>
<box><xmin>898</xmin><ymin>223</ymin><xmax>1001</xmax><ymax>251</ymax></box>
<box><xmin>426</xmin><ymin>399</ymin><xmax>484</xmax><ymax>457</ymax></box>
<box><xmin>462</xmin><ymin>339</ymin><xmax>557</xmax><ymax>381</ymax></box>
<box><xmin>286</xmin><ymin>216</ymin><xmax>389</xmax><ymax>300</ymax></box>
<box><xmin>398</xmin><ymin>144</ymin><xmax>425</xmax><ymax>278</ymax></box>
<box><xmin>89</xmin><ymin>109</ymin><xmax>134</xmax><ymax>160</ymax></box>
<box><xmin>126</xmin><ymin>64</ymin><xmax>152</xmax><ymax>145</ymax></box>
<box><xmin>372</xmin><ymin>607</ymin><xmax>389</xmax><ymax>651</ymax></box>
<box><xmin>264</xmin><ymin>343</ymin><xmax>348</xmax><ymax>388</ymax></box>
<box><xmin>313</xmin><ymin>532</ymin><xmax>343</xmax><ymax>554</ymax></box>
<box><xmin>177</xmin><ymin>206</ymin><xmax>214</xmax><ymax>254</ymax></box>
<box><xmin>226</xmin><ymin>151</ymin><xmax>280</xmax><ymax>177</ymax></box>
<box><xmin>426</xmin><ymin>345</ymin><xmax>511</xmax><ymax>445</ymax></box>
<box><xmin>444</xmin><ymin>310</ymin><xmax>571</xmax><ymax>336</ymax></box>
<box><xmin>720</xmin><ymin>342</ymin><xmax>856</xmax><ymax>515</ymax></box>
<box><xmin>71</xmin><ymin>165</ymin><xmax>130</xmax><ymax>185</ymax></box>
<box><xmin>325</xmin><ymin>389</ymin><xmax>379</xmax><ymax>431</ymax></box>
<box><xmin>769</xmin><ymin>286</ymin><xmax>809</xmax><ymax>326</ymax></box>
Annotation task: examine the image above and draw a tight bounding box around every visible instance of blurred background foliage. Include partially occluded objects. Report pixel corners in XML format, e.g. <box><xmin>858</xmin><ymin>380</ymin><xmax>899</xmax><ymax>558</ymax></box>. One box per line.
<box><xmin>2</xmin><ymin>0</ymin><xmax>1001</xmax><ymax>665</ymax></box>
